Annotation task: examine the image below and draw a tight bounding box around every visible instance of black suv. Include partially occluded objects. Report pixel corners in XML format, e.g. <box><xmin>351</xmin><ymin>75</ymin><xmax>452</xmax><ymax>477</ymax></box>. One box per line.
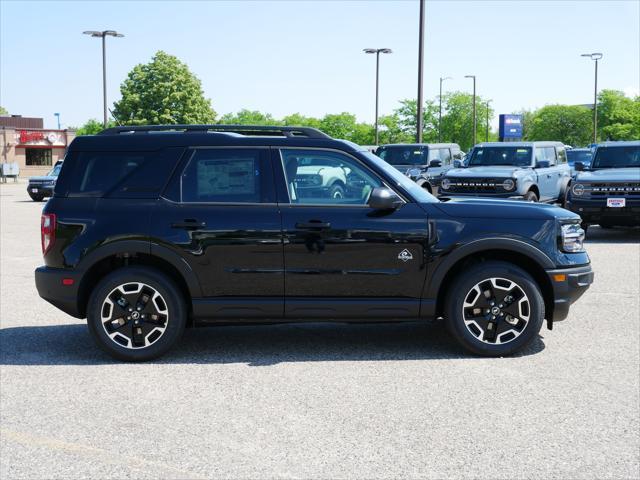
<box><xmin>35</xmin><ymin>125</ymin><xmax>593</xmax><ymax>361</ymax></box>
<box><xmin>566</xmin><ymin>141</ymin><xmax>640</xmax><ymax>230</ymax></box>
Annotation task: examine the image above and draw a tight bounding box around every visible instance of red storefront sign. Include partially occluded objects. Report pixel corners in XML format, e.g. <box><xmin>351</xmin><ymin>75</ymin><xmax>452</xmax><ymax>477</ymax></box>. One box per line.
<box><xmin>19</xmin><ymin>130</ymin><xmax>45</xmax><ymax>143</ymax></box>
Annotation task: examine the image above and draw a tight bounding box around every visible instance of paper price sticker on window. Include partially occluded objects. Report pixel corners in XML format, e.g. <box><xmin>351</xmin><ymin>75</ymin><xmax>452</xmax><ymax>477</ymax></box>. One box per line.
<box><xmin>606</xmin><ymin>198</ymin><xmax>626</xmax><ymax>208</ymax></box>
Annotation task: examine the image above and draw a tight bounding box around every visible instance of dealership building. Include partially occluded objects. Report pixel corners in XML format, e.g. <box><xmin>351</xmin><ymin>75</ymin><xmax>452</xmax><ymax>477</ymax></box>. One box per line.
<box><xmin>1</xmin><ymin>115</ymin><xmax>76</xmax><ymax>177</ymax></box>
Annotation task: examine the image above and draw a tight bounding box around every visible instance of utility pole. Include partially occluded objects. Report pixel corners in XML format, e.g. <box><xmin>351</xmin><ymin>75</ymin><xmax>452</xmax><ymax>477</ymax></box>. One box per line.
<box><xmin>438</xmin><ymin>76</ymin><xmax>452</xmax><ymax>142</ymax></box>
<box><xmin>581</xmin><ymin>52</ymin><xmax>603</xmax><ymax>144</ymax></box>
<box><xmin>416</xmin><ymin>0</ymin><xmax>425</xmax><ymax>142</ymax></box>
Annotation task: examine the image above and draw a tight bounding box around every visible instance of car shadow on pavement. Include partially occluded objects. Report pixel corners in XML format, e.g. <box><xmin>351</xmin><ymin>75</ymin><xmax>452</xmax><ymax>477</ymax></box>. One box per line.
<box><xmin>585</xmin><ymin>226</ymin><xmax>640</xmax><ymax>244</ymax></box>
<box><xmin>0</xmin><ymin>321</ymin><xmax>545</xmax><ymax>366</ymax></box>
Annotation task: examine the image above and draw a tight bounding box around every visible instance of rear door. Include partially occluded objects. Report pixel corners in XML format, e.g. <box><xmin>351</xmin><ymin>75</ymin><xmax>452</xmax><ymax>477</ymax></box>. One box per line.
<box><xmin>152</xmin><ymin>147</ymin><xmax>284</xmax><ymax>318</ymax></box>
<box><xmin>276</xmin><ymin>147</ymin><xmax>430</xmax><ymax>320</ymax></box>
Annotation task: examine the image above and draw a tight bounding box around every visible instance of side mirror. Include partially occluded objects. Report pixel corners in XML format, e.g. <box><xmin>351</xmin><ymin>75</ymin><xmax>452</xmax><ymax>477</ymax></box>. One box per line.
<box><xmin>428</xmin><ymin>159</ymin><xmax>442</xmax><ymax>168</ymax></box>
<box><xmin>453</xmin><ymin>160</ymin><xmax>462</xmax><ymax>168</ymax></box>
<box><xmin>368</xmin><ymin>187</ymin><xmax>403</xmax><ymax>210</ymax></box>
<box><xmin>535</xmin><ymin>160</ymin><xmax>550</xmax><ymax>168</ymax></box>
<box><xmin>574</xmin><ymin>161</ymin><xmax>584</xmax><ymax>171</ymax></box>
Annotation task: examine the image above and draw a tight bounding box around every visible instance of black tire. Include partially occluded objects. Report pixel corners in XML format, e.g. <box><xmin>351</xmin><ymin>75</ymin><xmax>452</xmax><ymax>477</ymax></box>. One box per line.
<box><xmin>87</xmin><ymin>266</ymin><xmax>186</xmax><ymax>361</ymax></box>
<box><xmin>417</xmin><ymin>180</ymin><xmax>433</xmax><ymax>194</ymax></box>
<box><xmin>523</xmin><ymin>190</ymin><xmax>538</xmax><ymax>202</ymax></box>
<box><xmin>444</xmin><ymin>261</ymin><xmax>545</xmax><ymax>357</ymax></box>
<box><xmin>329</xmin><ymin>184</ymin><xmax>345</xmax><ymax>199</ymax></box>
<box><xmin>29</xmin><ymin>194</ymin><xmax>45</xmax><ymax>202</ymax></box>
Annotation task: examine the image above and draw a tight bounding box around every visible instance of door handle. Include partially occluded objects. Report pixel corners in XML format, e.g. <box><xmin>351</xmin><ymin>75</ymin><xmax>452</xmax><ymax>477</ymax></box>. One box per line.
<box><xmin>295</xmin><ymin>221</ymin><xmax>331</xmax><ymax>230</ymax></box>
<box><xmin>171</xmin><ymin>219</ymin><xmax>206</xmax><ymax>229</ymax></box>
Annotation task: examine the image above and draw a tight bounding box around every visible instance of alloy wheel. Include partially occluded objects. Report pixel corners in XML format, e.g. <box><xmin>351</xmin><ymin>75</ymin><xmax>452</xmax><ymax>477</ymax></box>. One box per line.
<box><xmin>462</xmin><ymin>277</ymin><xmax>530</xmax><ymax>345</ymax></box>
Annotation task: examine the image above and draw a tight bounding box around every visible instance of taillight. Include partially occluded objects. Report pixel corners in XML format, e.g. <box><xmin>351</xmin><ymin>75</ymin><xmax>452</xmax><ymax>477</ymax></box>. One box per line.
<box><xmin>41</xmin><ymin>213</ymin><xmax>56</xmax><ymax>255</ymax></box>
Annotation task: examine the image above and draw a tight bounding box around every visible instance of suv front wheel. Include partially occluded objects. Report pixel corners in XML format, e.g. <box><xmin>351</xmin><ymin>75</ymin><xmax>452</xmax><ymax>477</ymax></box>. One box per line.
<box><xmin>444</xmin><ymin>261</ymin><xmax>544</xmax><ymax>356</ymax></box>
<box><xmin>87</xmin><ymin>266</ymin><xmax>186</xmax><ymax>361</ymax></box>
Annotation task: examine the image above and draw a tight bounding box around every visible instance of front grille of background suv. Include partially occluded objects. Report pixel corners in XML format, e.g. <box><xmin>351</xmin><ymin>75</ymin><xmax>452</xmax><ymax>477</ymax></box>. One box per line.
<box><xmin>445</xmin><ymin>178</ymin><xmax>507</xmax><ymax>194</ymax></box>
<box><xmin>584</xmin><ymin>183</ymin><xmax>640</xmax><ymax>197</ymax></box>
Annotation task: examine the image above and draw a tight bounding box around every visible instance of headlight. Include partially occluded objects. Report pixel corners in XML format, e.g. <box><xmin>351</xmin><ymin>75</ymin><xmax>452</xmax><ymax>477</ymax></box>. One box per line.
<box><xmin>406</xmin><ymin>167</ymin><xmax>422</xmax><ymax>179</ymax></box>
<box><xmin>441</xmin><ymin>179</ymin><xmax>451</xmax><ymax>190</ymax></box>
<box><xmin>502</xmin><ymin>179</ymin><xmax>515</xmax><ymax>191</ymax></box>
<box><xmin>571</xmin><ymin>183</ymin><xmax>585</xmax><ymax>196</ymax></box>
<box><xmin>310</xmin><ymin>174</ymin><xmax>322</xmax><ymax>186</ymax></box>
<box><xmin>561</xmin><ymin>223</ymin><xmax>585</xmax><ymax>252</ymax></box>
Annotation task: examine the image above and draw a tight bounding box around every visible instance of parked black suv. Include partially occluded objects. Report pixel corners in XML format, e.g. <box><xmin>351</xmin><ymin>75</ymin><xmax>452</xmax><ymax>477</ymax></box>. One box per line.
<box><xmin>35</xmin><ymin>125</ymin><xmax>593</xmax><ymax>361</ymax></box>
<box><xmin>566</xmin><ymin>141</ymin><xmax>640</xmax><ymax>230</ymax></box>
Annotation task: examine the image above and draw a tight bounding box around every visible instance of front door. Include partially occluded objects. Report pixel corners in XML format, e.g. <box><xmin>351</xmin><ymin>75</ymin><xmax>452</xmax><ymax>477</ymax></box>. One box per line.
<box><xmin>152</xmin><ymin>147</ymin><xmax>283</xmax><ymax>318</ymax></box>
<box><xmin>276</xmin><ymin>148</ymin><xmax>430</xmax><ymax>320</ymax></box>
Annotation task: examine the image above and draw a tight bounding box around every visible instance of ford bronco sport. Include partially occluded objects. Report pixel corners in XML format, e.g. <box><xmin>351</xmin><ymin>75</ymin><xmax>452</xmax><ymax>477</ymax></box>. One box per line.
<box><xmin>35</xmin><ymin>125</ymin><xmax>593</xmax><ymax>361</ymax></box>
<box><xmin>440</xmin><ymin>142</ymin><xmax>571</xmax><ymax>202</ymax></box>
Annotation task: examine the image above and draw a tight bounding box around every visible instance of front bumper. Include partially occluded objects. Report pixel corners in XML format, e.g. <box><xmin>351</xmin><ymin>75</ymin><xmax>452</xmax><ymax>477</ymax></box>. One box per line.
<box><xmin>439</xmin><ymin>192</ymin><xmax>524</xmax><ymax>200</ymax></box>
<box><xmin>546</xmin><ymin>264</ymin><xmax>594</xmax><ymax>322</ymax></box>
<box><xmin>566</xmin><ymin>198</ymin><xmax>640</xmax><ymax>226</ymax></box>
<box><xmin>35</xmin><ymin>266</ymin><xmax>83</xmax><ymax>318</ymax></box>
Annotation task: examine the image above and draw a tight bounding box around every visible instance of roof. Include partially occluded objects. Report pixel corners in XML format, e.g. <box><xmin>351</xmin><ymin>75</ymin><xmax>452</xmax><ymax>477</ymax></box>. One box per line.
<box><xmin>595</xmin><ymin>141</ymin><xmax>640</xmax><ymax>147</ymax></box>
<box><xmin>69</xmin><ymin>124</ymin><xmax>364</xmax><ymax>153</ymax></box>
<box><xmin>378</xmin><ymin>142</ymin><xmax>461</xmax><ymax>148</ymax></box>
<box><xmin>473</xmin><ymin>141</ymin><xmax>565</xmax><ymax>148</ymax></box>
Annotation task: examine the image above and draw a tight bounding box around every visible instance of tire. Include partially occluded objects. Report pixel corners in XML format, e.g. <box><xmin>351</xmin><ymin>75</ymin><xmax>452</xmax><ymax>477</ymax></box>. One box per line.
<box><xmin>417</xmin><ymin>180</ymin><xmax>433</xmax><ymax>194</ymax></box>
<box><xmin>523</xmin><ymin>190</ymin><xmax>538</xmax><ymax>202</ymax></box>
<box><xmin>87</xmin><ymin>266</ymin><xmax>186</xmax><ymax>361</ymax></box>
<box><xmin>329</xmin><ymin>184</ymin><xmax>345</xmax><ymax>199</ymax></box>
<box><xmin>444</xmin><ymin>261</ymin><xmax>545</xmax><ymax>357</ymax></box>
<box><xmin>29</xmin><ymin>194</ymin><xmax>45</xmax><ymax>202</ymax></box>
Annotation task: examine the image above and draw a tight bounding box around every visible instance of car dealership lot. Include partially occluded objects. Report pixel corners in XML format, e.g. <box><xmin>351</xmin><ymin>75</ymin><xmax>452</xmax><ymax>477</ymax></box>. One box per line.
<box><xmin>1</xmin><ymin>182</ymin><xmax>638</xmax><ymax>479</ymax></box>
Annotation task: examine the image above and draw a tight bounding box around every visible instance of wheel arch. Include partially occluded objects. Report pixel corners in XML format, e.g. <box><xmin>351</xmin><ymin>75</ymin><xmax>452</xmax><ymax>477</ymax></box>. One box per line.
<box><xmin>427</xmin><ymin>240</ymin><xmax>554</xmax><ymax>319</ymax></box>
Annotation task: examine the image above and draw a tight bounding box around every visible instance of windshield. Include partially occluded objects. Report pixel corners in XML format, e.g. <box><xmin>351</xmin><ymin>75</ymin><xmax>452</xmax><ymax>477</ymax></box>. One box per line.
<box><xmin>566</xmin><ymin>150</ymin><xmax>592</xmax><ymax>165</ymax></box>
<box><xmin>376</xmin><ymin>146</ymin><xmax>428</xmax><ymax>166</ymax></box>
<box><xmin>468</xmin><ymin>147</ymin><xmax>533</xmax><ymax>167</ymax></box>
<box><xmin>360</xmin><ymin>151</ymin><xmax>438</xmax><ymax>203</ymax></box>
<box><xmin>591</xmin><ymin>146</ymin><xmax>640</xmax><ymax>169</ymax></box>
<box><xmin>47</xmin><ymin>165</ymin><xmax>62</xmax><ymax>177</ymax></box>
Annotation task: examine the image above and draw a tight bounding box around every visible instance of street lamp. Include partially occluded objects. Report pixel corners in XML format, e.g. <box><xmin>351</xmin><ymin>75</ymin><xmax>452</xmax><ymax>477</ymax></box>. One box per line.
<box><xmin>485</xmin><ymin>100</ymin><xmax>491</xmax><ymax>142</ymax></box>
<box><xmin>465</xmin><ymin>75</ymin><xmax>477</xmax><ymax>146</ymax></box>
<box><xmin>54</xmin><ymin>113</ymin><xmax>61</xmax><ymax>130</ymax></box>
<box><xmin>83</xmin><ymin>30</ymin><xmax>125</xmax><ymax>128</ymax></box>
<box><xmin>581</xmin><ymin>52</ymin><xmax>603</xmax><ymax>144</ymax></box>
<box><xmin>438</xmin><ymin>76</ymin><xmax>452</xmax><ymax>142</ymax></box>
<box><xmin>363</xmin><ymin>48</ymin><xmax>392</xmax><ymax>145</ymax></box>
<box><xmin>416</xmin><ymin>0</ymin><xmax>426</xmax><ymax>142</ymax></box>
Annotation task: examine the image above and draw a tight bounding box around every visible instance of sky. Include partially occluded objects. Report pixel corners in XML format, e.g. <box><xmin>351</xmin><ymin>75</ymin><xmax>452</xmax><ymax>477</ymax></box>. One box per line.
<box><xmin>1</xmin><ymin>0</ymin><xmax>639</xmax><ymax>129</ymax></box>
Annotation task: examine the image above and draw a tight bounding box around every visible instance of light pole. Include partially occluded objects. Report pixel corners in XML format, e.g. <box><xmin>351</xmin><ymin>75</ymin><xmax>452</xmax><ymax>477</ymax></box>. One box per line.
<box><xmin>485</xmin><ymin>100</ymin><xmax>491</xmax><ymax>142</ymax></box>
<box><xmin>363</xmin><ymin>48</ymin><xmax>392</xmax><ymax>145</ymax></box>
<box><xmin>581</xmin><ymin>52</ymin><xmax>603</xmax><ymax>144</ymax></box>
<box><xmin>465</xmin><ymin>75</ymin><xmax>477</xmax><ymax>146</ymax></box>
<box><xmin>83</xmin><ymin>30</ymin><xmax>125</xmax><ymax>127</ymax></box>
<box><xmin>438</xmin><ymin>76</ymin><xmax>452</xmax><ymax>142</ymax></box>
<box><xmin>54</xmin><ymin>113</ymin><xmax>61</xmax><ymax>130</ymax></box>
<box><xmin>416</xmin><ymin>0</ymin><xmax>426</xmax><ymax>142</ymax></box>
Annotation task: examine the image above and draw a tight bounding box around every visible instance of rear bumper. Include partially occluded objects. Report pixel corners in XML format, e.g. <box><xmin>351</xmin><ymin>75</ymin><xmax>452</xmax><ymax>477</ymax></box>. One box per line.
<box><xmin>27</xmin><ymin>185</ymin><xmax>54</xmax><ymax>196</ymax></box>
<box><xmin>546</xmin><ymin>264</ymin><xmax>594</xmax><ymax>322</ymax></box>
<box><xmin>34</xmin><ymin>266</ymin><xmax>83</xmax><ymax>318</ymax></box>
<box><xmin>567</xmin><ymin>198</ymin><xmax>640</xmax><ymax>225</ymax></box>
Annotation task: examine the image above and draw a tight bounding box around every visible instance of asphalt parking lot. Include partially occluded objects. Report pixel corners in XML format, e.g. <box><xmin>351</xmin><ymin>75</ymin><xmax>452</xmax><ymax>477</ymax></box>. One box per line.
<box><xmin>1</xmin><ymin>181</ymin><xmax>638</xmax><ymax>479</ymax></box>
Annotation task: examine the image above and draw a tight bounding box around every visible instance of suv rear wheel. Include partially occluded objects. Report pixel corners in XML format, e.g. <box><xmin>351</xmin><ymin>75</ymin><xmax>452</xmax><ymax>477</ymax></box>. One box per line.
<box><xmin>87</xmin><ymin>267</ymin><xmax>186</xmax><ymax>361</ymax></box>
<box><xmin>444</xmin><ymin>261</ymin><xmax>544</xmax><ymax>356</ymax></box>
<box><xmin>523</xmin><ymin>191</ymin><xmax>538</xmax><ymax>202</ymax></box>
<box><xmin>29</xmin><ymin>194</ymin><xmax>45</xmax><ymax>202</ymax></box>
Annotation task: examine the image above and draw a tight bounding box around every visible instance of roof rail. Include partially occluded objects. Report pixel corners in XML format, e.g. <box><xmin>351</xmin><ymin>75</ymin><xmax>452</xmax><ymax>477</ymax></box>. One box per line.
<box><xmin>98</xmin><ymin>124</ymin><xmax>332</xmax><ymax>139</ymax></box>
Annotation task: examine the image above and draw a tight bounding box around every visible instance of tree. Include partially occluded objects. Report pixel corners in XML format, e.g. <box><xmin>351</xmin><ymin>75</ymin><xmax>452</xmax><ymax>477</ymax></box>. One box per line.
<box><xmin>439</xmin><ymin>92</ymin><xmax>494</xmax><ymax>151</ymax></box>
<box><xmin>282</xmin><ymin>113</ymin><xmax>321</xmax><ymax>130</ymax></box>
<box><xmin>113</xmin><ymin>51</ymin><xmax>215</xmax><ymax>125</ymax></box>
<box><xmin>0</xmin><ymin>106</ymin><xmax>8</xmax><ymax>115</ymax></box>
<box><xmin>73</xmin><ymin>118</ymin><xmax>116</xmax><ymax>135</ymax></box>
<box><xmin>526</xmin><ymin>105</ymin><xmax>592</xmax><ymax>146</ymax></box>
<box><xmin>597</xmin><ymin>90</ymin><xmax>640</xmax><ymax>141</ymax></box>
<box><xmin>393</xmin><ymin>99</ymin><xmax>438</xmax><ymax>141</ymax></box>
<box><xmin>219</xmin><ymin>109</ymin><xmax>280</xmax><ymax>125</ymax></box>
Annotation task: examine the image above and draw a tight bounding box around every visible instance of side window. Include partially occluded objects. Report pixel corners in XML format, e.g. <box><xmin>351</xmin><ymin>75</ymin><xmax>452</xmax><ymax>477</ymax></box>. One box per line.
<box><xmin>557</xmin><ymin>147</ymin><xmax>567</xmax><ymax>164</ymax></box>
<box><xmin>281</xmin><ymin>149</ymin><xmax>383</xmax><ymax>205</ymax></box>
<box><xmin>181</xmin><ymin>149</ymin><xmax>263</xmax><ymax>203</ymax></box>
<box><xmin>440</xmin><ymin>148</ymin><xmax>452</xmax><ymax>164</ymax></box>
<box><xmin>427</xmin><ymin>149</ymin><xmax>439</xmax><ymax>162</ymax></box>
<box><xmin>546</xmin><ymin>147</ymin><xmax>557</xmax><ymax>165</ymax></box>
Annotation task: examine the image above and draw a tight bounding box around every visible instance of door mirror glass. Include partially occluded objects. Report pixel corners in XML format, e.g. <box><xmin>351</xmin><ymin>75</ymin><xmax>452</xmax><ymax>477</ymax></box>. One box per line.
<box><xmin>428</xmin><ymin>159</ymin><xmax>442</xmax><ymax>168</ymax></box>
<box><xmin>368</xmin><ymin>187</ymin><xmax>403</xmax><ymax>210</ymax></box>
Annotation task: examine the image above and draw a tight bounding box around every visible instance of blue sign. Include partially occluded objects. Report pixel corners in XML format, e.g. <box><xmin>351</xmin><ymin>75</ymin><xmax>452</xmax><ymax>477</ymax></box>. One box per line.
<box><xmin>499</xmin><ymin>114</ymin><xmax>523</xmax><ymax>141</ymax></box>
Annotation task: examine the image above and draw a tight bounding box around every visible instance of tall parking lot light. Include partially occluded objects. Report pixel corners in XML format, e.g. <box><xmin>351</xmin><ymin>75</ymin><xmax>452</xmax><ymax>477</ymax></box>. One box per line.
<box><xmin>416</xmin><ymin>0</ymin><xmax>426</xmax><ymax>142</ymax></box>
<box><xmin>54</xmin><ymin>113</ymin><xmax>61</xmax><ymax>130</ymax></box>
<box><xmin>465</xmin><ymin>75</ymin><xmax>477</xmax><ymax>146</ymax></box>
<box><xmin>581</xmin><ymin>52</ymin><xmax>603</xmax><ymax>144</ymax></box>
<box><xmin>363</xmin><ymin>48</ymin><xmax>392</xmax><ymax>145</ymax></box>
<box><xmin>83</xmin><ymin>30</ymin><xmax>125</xmax><ymax>128</ymax></box>
<box><xmin>438</xmin><ymin>76</ymin><xmax>452</xmax><ymax>142</ymax></box>
<box><xmin>485</xmin><ymin>100</ymin><xmax>491</xmax><ymax>142</ymax></box>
